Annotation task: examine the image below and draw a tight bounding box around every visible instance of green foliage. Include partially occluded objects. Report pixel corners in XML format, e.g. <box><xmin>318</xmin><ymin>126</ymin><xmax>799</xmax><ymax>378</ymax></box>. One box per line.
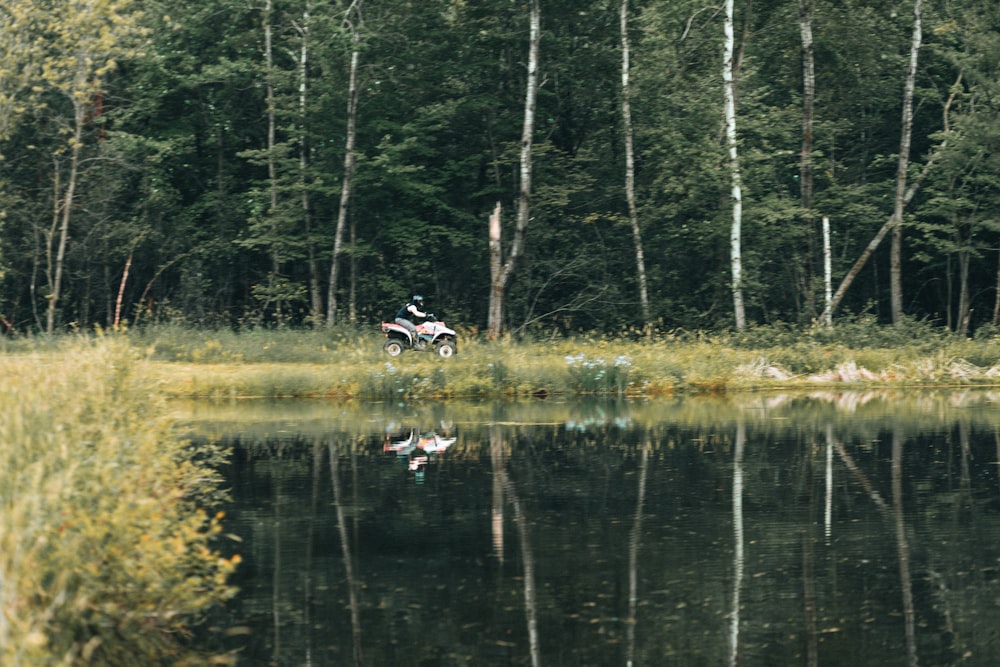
<box><xmin>0</xmin><ymin>337</ymin><xmax>238</xmax><ymax>665</ymax></box>
<box><xmin>726</xmin><ymin>314</ymin><xmax>950</xmax><ymax>351</ymax></box>
<box><xmin>358</xmin><ymin>360</ymin><xmax>419</xmax><ymax>400</ymax></box>
<box><xmin>2</xmin><ymin>0</ymin><xmax>999</xmax><ymax>335</ymax></box>
<box><xmin>564</xmin><ymin>352</ymin><xmax>634</xmax><ymax>395</ymax></box>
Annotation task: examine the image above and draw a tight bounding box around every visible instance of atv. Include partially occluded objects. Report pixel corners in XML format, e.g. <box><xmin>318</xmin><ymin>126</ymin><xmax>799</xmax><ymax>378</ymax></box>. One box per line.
<box><xmin>380</xmin><ymin>316</ymin><xmax>457</xmax><ymax>358</ymax></box>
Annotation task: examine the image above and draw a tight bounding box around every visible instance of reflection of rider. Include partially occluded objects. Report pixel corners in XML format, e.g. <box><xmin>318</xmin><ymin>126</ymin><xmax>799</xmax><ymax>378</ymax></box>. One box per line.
<box><xmin>395</xmin><ymin>295</ymin><xmax>429</xmax><ymax>349</ymax></box>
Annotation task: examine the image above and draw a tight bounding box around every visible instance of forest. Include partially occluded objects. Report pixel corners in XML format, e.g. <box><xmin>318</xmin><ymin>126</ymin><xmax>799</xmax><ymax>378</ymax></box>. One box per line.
<box><xmin>0</xmin><ymin>0</ymin><xmax>998</xmax><ymax>336</ymax></box>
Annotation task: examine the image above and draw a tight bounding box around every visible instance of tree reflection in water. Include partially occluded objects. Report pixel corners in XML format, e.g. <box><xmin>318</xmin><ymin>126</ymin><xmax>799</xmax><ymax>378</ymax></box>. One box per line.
<box><xmin>193</xmin><ymin>392</ymin><xmax>1000</xmax><ymax>665</ymax></box>
<box><xmin>626</xmin><ymin>437</ymin><xmax>649</xmax><ymax>667</ymax></box>
<box><xmin>730</xmin><ymin>421</ymin><xmax>745</xmax><ymax>667</ymax></box>
<box><xmin>329</xmin><ymin>438</ymin><xmax>363</xmax><ymax>666</ymax></box>
<box><xmin>493</xmin><ymin>423</ymin><xmax>541</xmax><ymax>667</ymax></box>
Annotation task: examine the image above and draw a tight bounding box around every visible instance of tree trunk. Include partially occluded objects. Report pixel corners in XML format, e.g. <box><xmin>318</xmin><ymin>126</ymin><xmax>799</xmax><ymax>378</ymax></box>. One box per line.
<box><xmin>724</xmin><ymin>0</ymin><xmax>746</xmax><ymax>330</ymax></box>
<box><xmin>799</xmin><ymin>0</ymin><xmax>816</xmax><ymax>317</ymax></box>
<box><xmin>486</xmin><ymin>0</ymin><xmax>541</xmax><ymax>339</ymax></box>
<box><xmin>264</xmin><ymin>0</ymin><xmax>278</xmax><ymax>278</ymax></box>
<box><xmin>113</xmin><ymin>253</ymin><xmax>132</xmax><ymax>328</ymax></box>
<box><xmin>349</xmin><ymin>215</ymin><xmax>358</xmax><ymax>324</ymax></box>
<box><xmin>297</xmin><ymin>2</ymin><xmax>323</xmax><ymax>324</ymax></box>
<box><xmin>957</xmin><ymin>247</ymin><xmax>970</xmax><ymax>336</ymax></box>
<box><xmin>818</xmin><ymin>140</ymin><xmax>943</xmax><ymax>324</ymax></box>
<box><xmin>47</xmin><ymin>99</ymin><xmax>84</xmax><ymax>335</ymax></box>
<box><xmin>620</xmin><ymin>0</ymin><xmax>651</xmax><ymax>332</ymax></box>
<box><xmin>327</xmin><ymin>1</ymin><xmax>362</xmax><ymax>326</ymax></box>
<box><xmin>487</xmin><ymin>202</ymin><xmax>503</xmax><ymax>338</ymax></box>
<box><xmin>890</xmin><ymin>0</ymin><xmax>923</xmax><ymax>323</ymax></box>
<box><xmin>822</xmin><ymin>215</ymin><xmax>832</xmax><ymax>326</ymax></box>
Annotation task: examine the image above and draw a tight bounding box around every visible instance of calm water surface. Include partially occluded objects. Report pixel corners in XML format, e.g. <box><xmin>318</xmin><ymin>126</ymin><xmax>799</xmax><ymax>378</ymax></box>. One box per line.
<box><xmin>182</xmin><ymin>392</ymin><xmax>1000</xmax><ymax>666</ymax></box>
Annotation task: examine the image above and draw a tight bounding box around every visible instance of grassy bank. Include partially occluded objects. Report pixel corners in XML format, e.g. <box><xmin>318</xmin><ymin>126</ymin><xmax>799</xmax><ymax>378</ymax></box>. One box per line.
<box><xmin>116</xmin><ymin>319</ymin><xmax>1000</xmax><ymax>399</ymax></box>
<box><xmin>0</xmin><ymin>338</ymin><xmax>238</xmax><ymax>665</ymax></box>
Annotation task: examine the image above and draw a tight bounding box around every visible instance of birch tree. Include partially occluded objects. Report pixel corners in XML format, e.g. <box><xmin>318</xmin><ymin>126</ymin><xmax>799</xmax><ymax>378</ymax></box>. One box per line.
<box><xmin>890</xmin><ymin>0</ymin><xmax>923</xmax><ymax>323</ymax></box>
<box><xmin>818</xmin><ymin>0</ymin><xmax>928</xmax><ymax>325</ymax></box>
<box><xmin>723</xmin><ymin>0</ymin><xmax>745</xmax><ymax>330</ymax></box>
<box><xmin>620</xmin><ymin>0</ymin><xmax>650</xmax><ymax>331</ymax></box>
<box><xmin>41</xmin><ymin>0</ymin><xmax>146</xmax><ymax>334</ymax></box>
<box><xmin>264</xmin><ymin>0</ymin><xmax>277</xmax><ymax>279</ymax></box>
<box><xmin>295</xmin><ymin>1</ymin><xmax>324</xmax><ymax>323</ymax></box>
<box><xmin>799</xmin><ymin>0</ymin><xmax>816</xmax><ymax>316</ymax></box>
<box><xmin>487</xmin><ymin>0</ymin><xmax>541</xmax><ymax>339</ymax></box>
<box><xmin>327</xmin><ymin>0</ymin><xmax>362</xmax><ymax>326</ymax></box>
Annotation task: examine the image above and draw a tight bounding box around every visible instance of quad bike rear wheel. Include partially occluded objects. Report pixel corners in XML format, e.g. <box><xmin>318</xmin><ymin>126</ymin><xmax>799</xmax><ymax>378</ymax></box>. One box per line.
<box><xmin>437</xmin><ymin>341</ymin><xmax>456</xmax><ymax>358</ymax></box>
<box><xmin>383</xmin><ymin>339</ymin><xmax>405</xmax><ymax>357</ymax></box>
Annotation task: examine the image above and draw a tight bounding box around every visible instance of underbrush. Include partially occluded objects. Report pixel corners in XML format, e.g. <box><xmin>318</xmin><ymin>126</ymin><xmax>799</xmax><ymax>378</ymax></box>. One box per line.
<box><xmin>0</xmin><ymin>337</ymin><xmax>238</xmax><ymax>664</ymax></box>
<box><xmin>109</xmin><ymin>319</ymin><xmax>1000</xmax><ymax>398</ymax></box>
<box><xmin>129</xmin><ymin>323</ymin><xmax>350</xmax><ymax>363</ymax></box>
<box><xmin>4</xmin><ymin>319</ymin><xmax>1000</xmax><ymax>398</ymax></box>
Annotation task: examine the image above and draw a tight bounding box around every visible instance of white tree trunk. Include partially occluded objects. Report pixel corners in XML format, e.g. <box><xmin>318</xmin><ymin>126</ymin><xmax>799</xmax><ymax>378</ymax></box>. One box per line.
<box><xmin>822</xmin><ymin>215</ymin><xmax>831</xmax><ymax>327</ymax></box>
<box><xmin>327</xmin><ymin>1</ymin><xmax>362</xmax><ymax>326</ymax></box>
<box><xmin>798</xmin><ymin>0</ymin><xmax>815</xmax><ymax>213</ymax></box>
<box><xmin>297</xmin><ymin>2</ymin><xmax>323</xmax><ymax>324</ymax></box>
<box><xmin>891</xmin><ymin>0</ymin><xmax>923</xmax><ymax>323</ymax></box>
<box><xmin>47</xmin><ymin>98</ymin><xmax>84</xmax><ymax>334</ymax></box>
<box><xmin>264</xmin><ymin>0</ymin><xmax>278</xmax><ymax>276</ymax></box>
<box><xmin>820</xmin><ymin>0</ymin><xmax>925</xmax><ymax>325</ymax></box>
<box><xmin>620</xmin><ymin>0</ymin><xmax>651</xmax><ymax>331</ymax></box>
<box><xmin>799</xmin><ymin>0</ymin><xmax>816</xmax><ymax>315</ymax></box>
<box><xmin>724</xmin><ymin>0</ymin><xmax>745</xmax><ymax>330</ymax></box>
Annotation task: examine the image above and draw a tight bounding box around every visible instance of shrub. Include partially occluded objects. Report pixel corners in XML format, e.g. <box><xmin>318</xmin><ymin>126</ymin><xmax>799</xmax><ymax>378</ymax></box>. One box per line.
<box><xmin>0</xmin><ymin>337</ymin><xmax>238</xmax><ymax>665</ymax></box>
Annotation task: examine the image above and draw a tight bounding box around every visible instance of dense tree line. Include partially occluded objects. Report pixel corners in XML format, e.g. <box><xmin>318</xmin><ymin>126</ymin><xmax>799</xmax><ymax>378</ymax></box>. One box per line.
<box><xmin>0</xmin><ymin>0</ymin><xmax>998</xmax><ymax>335</ymax></box>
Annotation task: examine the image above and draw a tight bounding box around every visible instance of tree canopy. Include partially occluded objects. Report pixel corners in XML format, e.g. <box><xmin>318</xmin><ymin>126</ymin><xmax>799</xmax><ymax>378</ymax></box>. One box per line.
<box><xmin>0</xmin><ymin>0</ymin><xmax>998</xmax><ymax>335</ymax></box>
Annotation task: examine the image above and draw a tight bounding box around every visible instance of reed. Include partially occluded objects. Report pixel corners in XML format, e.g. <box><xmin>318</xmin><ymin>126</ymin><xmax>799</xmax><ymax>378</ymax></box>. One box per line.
<box><xmin>0</xmin><ymin>336</ymin><xmax>238</xmax><ymax>665</ymax></box>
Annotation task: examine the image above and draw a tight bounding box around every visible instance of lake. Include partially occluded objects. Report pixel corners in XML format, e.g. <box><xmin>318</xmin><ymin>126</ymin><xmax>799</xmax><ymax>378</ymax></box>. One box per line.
<box><xmin>179</xmin><ymin>390</ymin><xmax>1000</xmax><ymax>666</ymax></box>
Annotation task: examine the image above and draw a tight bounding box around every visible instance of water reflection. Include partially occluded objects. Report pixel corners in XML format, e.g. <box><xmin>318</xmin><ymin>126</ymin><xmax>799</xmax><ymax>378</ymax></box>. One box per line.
<box><xmin>730</xmin><ymin>421</ymin><xmax>745</xmax><ymax>667</ymax></box>
<box><xmin>188</xmin><ymin>392</ymin><xmax>1000</xmax><ymax>665</ymax></box>
<box><xmin>384</xmin><ymin>429</ymin><xmax>456</xmax><ymax>479</ymax></box>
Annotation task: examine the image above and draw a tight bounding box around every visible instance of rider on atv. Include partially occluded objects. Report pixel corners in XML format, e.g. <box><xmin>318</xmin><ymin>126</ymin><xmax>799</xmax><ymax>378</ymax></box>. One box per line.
<box><xmin>395</xmin><ymin>295</ymin><xmax>432</xmax><ymax>350</ymax></box>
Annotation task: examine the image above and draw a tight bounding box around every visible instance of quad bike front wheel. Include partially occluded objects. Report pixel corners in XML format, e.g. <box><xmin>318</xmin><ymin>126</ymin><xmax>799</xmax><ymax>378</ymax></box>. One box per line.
<box><xmin>383</xmin><ymin>339</ymin><xmax>405</xmax><ymax>357</ymax></box>
<box><xmin>437</xmin><ymin>341</ymin><xmax>456</xmax><ymax>358</ymax></box>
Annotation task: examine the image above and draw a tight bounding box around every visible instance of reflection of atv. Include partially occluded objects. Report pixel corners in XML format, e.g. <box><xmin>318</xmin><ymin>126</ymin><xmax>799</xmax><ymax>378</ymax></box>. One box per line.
<box><xmin>383</xmin><ymin>429</ymin><xmax>457</xmax><ymax>479</ymax></box>
<box><xmin>380</xmin><ymin>317</ymin><xmax>457</xmax><ymax>358</ymax></box>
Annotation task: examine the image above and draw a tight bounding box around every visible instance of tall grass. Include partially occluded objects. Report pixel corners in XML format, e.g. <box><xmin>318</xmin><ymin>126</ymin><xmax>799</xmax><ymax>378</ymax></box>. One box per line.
<box><xmin>0</xmin><ymin>336</ymin><xmax>237</xmax><ymax>665</ymax></box>
<box><xmin>124</xmin><ymin>319</ymin><xmax>1000</xmax><ymax>399</ymax></box>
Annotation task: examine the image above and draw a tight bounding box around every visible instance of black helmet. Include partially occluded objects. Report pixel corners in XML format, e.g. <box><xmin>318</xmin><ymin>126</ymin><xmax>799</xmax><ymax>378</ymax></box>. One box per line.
<box><xmin>412</xmin><ymin>294</ymin><xmax>424</xmax><ymax>304</ymax></box>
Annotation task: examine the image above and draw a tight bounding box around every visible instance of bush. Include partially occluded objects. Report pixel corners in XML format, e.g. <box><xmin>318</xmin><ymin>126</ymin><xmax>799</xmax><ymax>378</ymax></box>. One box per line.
<box><xmin>0</xmin><ymin>337</ymin><xmax>238</xmax><ymax>665</ymax></box>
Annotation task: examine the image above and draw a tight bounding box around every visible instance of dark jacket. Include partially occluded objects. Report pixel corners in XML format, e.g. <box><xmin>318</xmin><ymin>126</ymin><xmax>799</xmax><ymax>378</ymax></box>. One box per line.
<box><xmin>396</xmin><ymin>302</ymin><xmax>421</xmax><ymax>321</ymax></box>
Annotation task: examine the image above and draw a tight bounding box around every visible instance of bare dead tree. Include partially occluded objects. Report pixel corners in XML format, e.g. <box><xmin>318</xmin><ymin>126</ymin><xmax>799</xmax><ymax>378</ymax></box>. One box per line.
<box><xmin>487</xmin><ymin>0</ymin><xmax>541</xmax><ymax>339</ymax></box>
